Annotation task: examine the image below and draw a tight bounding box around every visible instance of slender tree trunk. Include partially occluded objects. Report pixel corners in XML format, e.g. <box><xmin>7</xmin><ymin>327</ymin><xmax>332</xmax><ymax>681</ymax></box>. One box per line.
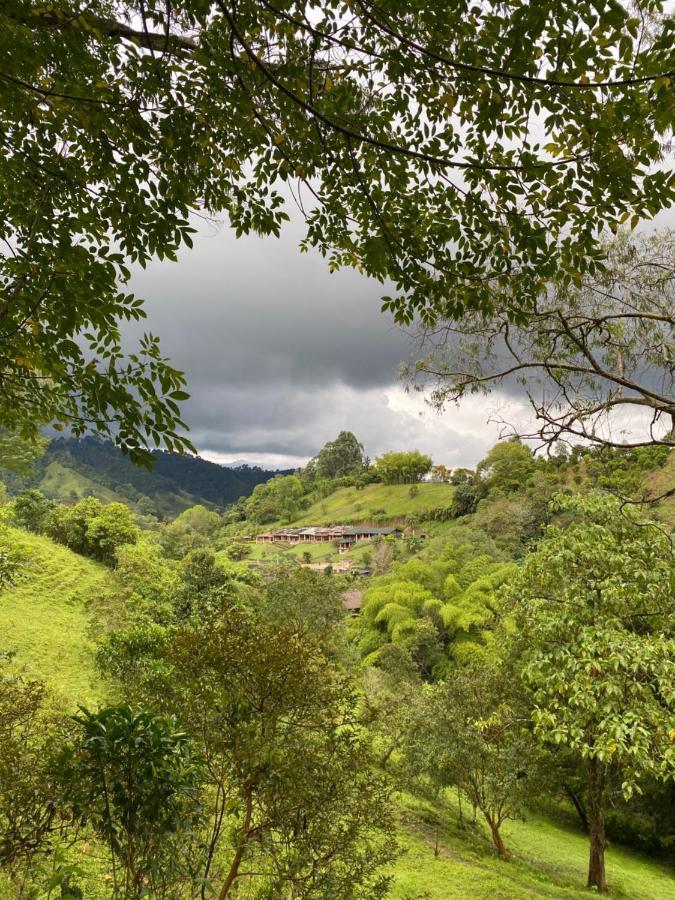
<box><xmin>586</xmin><ymin>758</ymin><xmax>607</xmax><ymax>893</ymax></box>
<box><xmin>564</xmin><ymin>783</ymin><xmax>589</xmax><ymax>833</ymax></box>
<box><xmin>218</xmin><ymin>785</ymin><xmax>253</xmax><ymax>900</ymax></box>
<box><xmin>202</xmin><ymin>782</ymin><xmax>227</xmax><ymax>900</ymax></box>
<box><xmin>484</xmin><ymin>812</ymin><xmax>509</xmax><ymax>859</ymax></box>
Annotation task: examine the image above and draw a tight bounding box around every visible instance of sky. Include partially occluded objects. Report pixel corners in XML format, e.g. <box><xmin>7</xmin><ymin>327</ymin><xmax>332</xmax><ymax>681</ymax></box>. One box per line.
<box><xmin>127</xmin><ymin>215</ymin><xmax>533</xmax><ymax>471</ymax></box>
<box><xmin>126</xmin><ymin>184</ymin><xmax>674</xmax><ymax>473</ymax></box>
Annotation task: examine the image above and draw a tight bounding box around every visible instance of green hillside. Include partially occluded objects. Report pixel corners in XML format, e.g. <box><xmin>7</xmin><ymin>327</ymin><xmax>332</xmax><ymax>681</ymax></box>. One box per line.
<box><xmin>288</xmin><ymin>481</ymin><xmax>454</xmax><ymax>525</ymax></box>
<box><xmin>3</xmin><ymin>436</ymin><xmax>285</xmax><ymax>520</ymax></box>
<box><xmin>243</xmin><ymin>482</ymin><xmax>454</xmax><ymax>568</ymax></box>
<box><xmin>38</xmin><ymin>457</ymin><xmax>217</xmax><ymax>519</ymax></box>
<box><xmin>38</xmin><ymin>437</ymin><xmax>282</xmax><ymax>517</ymax></box>
<box><xmin>40</xmin><ymin>459</ymin><xmax>127</xmax><ymax>505</ymax></box>
<box><xmin>392</xmin><ymin>795</ymin><xmax>675</xmax><ymax>899</ymax></box>
<box><xmin>1</xmin><ymin>508</ymin><xmax>674</xmax><ymax>898</ymax></box>
<box><xmin>0</xmin><ymin>526</ymin><xmax>112</xmax><ymax>708</ymax></box>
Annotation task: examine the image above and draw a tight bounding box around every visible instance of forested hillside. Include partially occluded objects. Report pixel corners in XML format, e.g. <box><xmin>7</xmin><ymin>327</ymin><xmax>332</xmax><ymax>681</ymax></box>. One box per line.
<box><xmin>1</xmin><ymin>433</ymin><xmax>673</xmax><ymax>898</ymax></box>
<box><xmin>6</xmin><ymin>437</ymin><xmax>283</xmax><ymax>519</ymax></box>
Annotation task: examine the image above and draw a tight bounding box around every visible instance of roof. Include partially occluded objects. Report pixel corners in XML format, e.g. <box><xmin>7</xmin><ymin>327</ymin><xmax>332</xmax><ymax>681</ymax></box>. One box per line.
<box><xmin>259</xmin><ymin>525</ymin><xmax>398</xmax><ymax>538</ymax></box>
<box><xmin>342</xmin><ymin>590</ymin><xmax>363</xmax><ymax>611</ymax></box>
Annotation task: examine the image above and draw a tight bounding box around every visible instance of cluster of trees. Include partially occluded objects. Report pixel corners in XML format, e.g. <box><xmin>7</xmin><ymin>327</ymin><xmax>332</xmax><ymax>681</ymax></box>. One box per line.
<box><xmin>419</xmin><ymin>440</ymin><xmax>672</xmax><ymax>558</ymax></box>
<box><xmin>12</xmin><ymin>490</ymin><xmax>139</xmax><ymax>566</ymax></box>
<box><xmin>373</xmin><ymin>451</ymin><xmax>433</xmax><ymax>485</ymax></box>
<box><xmin>1</xmin><ymin>433</ymin><xmax>673</xmax><ymax>896</ymax></box>
<box><xmin>363</xmin><ymin>493</ymin><xmax>674</xmax><ymax>891</ymax></box>
<box><xmin>354</xmin><ymin>553</ymin><xmax>517</xmax><ymax>679</ymax></box>
<box><xmin>223</xmin><ymin>436</ymin><xmax>436</xmax><ymax>527</ymax></box>
<box><xmin>0</xmin><ymin>562</ymin><xmax>395</xmax><ymax>898</ymax></box>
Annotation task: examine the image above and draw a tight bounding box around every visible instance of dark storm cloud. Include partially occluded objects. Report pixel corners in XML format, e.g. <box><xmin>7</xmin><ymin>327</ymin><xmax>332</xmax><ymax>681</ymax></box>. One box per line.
<box><xmin>129</xmin><ymin>219</ymin><xmax>411</xmax><ymax>391</ymax></box>
<box><xmin>124</xmin><ymin>216</ymin><xmax>526</xmax><ymax>467</ymax></box>
<box><xmin>121</xmin><ymin>205</ymin><xmax>675</xmax><ymax>466</ymax></box>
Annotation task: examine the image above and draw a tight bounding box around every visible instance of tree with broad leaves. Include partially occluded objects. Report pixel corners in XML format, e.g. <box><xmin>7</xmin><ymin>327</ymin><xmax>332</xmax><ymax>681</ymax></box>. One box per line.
<box><xmin>0</xmin><ymin>429</ymin><xmax>48</xmax><ymax>476</ymax></box>
<box><xmin>13</xmin><ymin>488</ymin><xmax>55</xmax><ymax>533</ymax></box>
<box><xmin>57</xmin><ymin>705</ymin><xmax>204</xmax><ymax>899</ymax></box>
<box><xmin>374</xmin><ymin>450</ymin><xmax>433</xmax><ymax>484</ymax></box>
<box><xmin>410</xmin><ymin>231</ymin><xmax>675</xmax><ymax>454</ymax></box>
<box><xmin>504</xmin><ymin>492</ymin><xmax>675</xmax><ymax>893</ymax></box>
<box><xmin>1</xmin><ymin>1</ymin><xmax>674</xmax><ymax>458</ymax></box>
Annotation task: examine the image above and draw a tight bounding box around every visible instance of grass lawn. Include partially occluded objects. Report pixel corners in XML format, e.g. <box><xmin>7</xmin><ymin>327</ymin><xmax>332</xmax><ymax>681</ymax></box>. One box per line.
<box><xmin>391</xmin><ymin>794</ymin><xmax>675</xmax><ymax>899</ymax></box>
<box><xmin>287</xmin><ymin>482</ymin><xmax>454</xmax><ymax>525</ymax></box>
<box><xmin>246</xmin><ymin>540</ymin><xmax>337</xmax><ymax>563</ymax></box>
<box><xmin>0</xmin><ymin>526</ymin><xmax>113</xmax><ymax>709</ymax></box>
<box><xmin>246</xmin><ymin>536</ymin><xmax>392</xmax><ymax>569</ymax></box>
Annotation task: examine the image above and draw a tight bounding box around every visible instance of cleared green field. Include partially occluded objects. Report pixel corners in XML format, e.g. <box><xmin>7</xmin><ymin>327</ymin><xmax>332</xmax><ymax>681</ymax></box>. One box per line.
<box><xmin>39</xmin><ymin>459</ymin><xmax>124</xmax><ymax>504</ymax></box>
<box><xmin>0</xmin><ymin>526</ymin><xmax>112</xmax><ymax>708</ymax></box>
<box><xmin>392</xmin><ymin>794</ymin><xmax>675</xmax><ymax>899</ymax></box>
<box><xmin>288</xmin><ymin>482</ymin><xmax>454</xmax><ymax>525</ymax></box>
<box><xmin>246</xmin><ymin>540</ymin><xmax>337</xmax><ymax>563</ymax></box>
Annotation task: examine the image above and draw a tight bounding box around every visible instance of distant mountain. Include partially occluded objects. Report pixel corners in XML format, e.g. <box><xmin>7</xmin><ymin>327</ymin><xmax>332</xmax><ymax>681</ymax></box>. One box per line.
<box><xmin>20</xmin><ymin>437</ymin><xmax>283</xmax><ymax>519</ymax></box>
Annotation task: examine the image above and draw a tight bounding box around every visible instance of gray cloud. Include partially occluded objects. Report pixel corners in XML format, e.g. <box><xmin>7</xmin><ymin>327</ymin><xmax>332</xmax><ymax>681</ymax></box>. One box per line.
<box><xmin>126</xmin><ymin>218</ymin><xmax>515</xmax><ymax>468</ymax></box>
<box><xmin>121</xmin><ymin>216</ymin><xmax>545</xmax><ymax>468</ymax></box>
<box><xmin>129</xmin><ymin>220</ymin><xmax>412</xmax><ymax>392</ymax></box>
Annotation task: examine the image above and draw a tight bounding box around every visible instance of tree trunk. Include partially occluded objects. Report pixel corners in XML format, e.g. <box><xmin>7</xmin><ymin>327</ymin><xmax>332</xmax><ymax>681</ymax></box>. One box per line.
<box><xmin>586</xmin><ymin>758</ymin><xmax>607</xmax><ymax>893</ymax></box>
<box><xmin>564</xmin><ymin>782</ymin><xmax>589</xmax><ymax>833</ymax></box>
<box><xmin>218</xmin><ymin>785</ymin><xmax>253</xmax><ymax>900</ymax></box>
<box><xmin>484</xmin><ymin>813</ymin><xmax>509</xmax><ymax>859</ymax></box>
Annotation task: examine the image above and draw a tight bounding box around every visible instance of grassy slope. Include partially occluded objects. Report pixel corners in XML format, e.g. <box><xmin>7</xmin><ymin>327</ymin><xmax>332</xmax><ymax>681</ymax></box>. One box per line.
<box><xmin>40</xmin><ymin>459</ymin><xmax>124</xmax><ymax>504</ymax></box>
<box><xmin>39</xmin><ymin>460</ymin><xmax>220</xmax><ymax>519</ymax></box>
<box><xmin>0</xmin><ymin>527</ymin><xmax>121</xmax><ymax>900</ymax></box>
<box><xmin>393</xmin><ymin>794</ymin><xmax>675</xmax><ymax>900</ymax></box>
<box><xmin>645</xmin><ymin>453</ymin><xmax>675</xmax><ymax>529</ymax></box>
<box><xmin>246</xmin><ymin>483</ymin><xmax>454</xmax><ymax>567</ymax></box>
<box><xmin>288</xmin><ymin>482</ymin><xmax>454</xmax><ymax>526</ymax></box>
<box><xmin>0</xmin><ymin>526</ymin><xmax>112</xmax><ymax>709</ymax></box>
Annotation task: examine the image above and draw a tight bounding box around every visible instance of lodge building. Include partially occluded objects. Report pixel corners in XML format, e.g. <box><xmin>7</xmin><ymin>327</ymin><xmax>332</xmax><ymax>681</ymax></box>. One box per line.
<box><xmin>256</xmin><ymin>525</ymin><xmax>398</xmax><ymax>554</ymax></box>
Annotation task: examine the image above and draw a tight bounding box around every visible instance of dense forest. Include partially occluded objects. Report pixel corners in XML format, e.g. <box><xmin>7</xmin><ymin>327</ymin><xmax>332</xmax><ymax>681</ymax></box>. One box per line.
<box><xmin>1</xmin><ymin>0</ymin><xmax>674</xmax><ymax>897</ymax></box>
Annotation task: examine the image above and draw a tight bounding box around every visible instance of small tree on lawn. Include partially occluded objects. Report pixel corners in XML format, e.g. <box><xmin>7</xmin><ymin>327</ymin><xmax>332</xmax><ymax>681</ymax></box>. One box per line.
<box><xmin>505</xmin><ymin>492</ymin><xmax>675</xmax><ymax>893</ymax></box>
<box><xmin>86</xmin><ymin>502</ymin><xmax>140</xmax><ymax>565</ymax></box>
<box><xmin>403</xmin><ymin>665</ymin><xmax>541</xmax><ymax>859</ymax></box>
<box><xmin>13</xmin><ymin>489</ymin><xmax>54</xmax><ymax>534</ymax></box>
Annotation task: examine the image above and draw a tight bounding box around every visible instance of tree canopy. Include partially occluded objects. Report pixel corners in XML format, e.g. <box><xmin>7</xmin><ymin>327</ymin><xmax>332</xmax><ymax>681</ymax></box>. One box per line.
<box><xmin>306</xmin><ymin>431</ymin><xmax>367</xmax><ymax>480</ymax></box>
<box><xmin>374</xmin><ymin>450</ymin><xmax>433</xmax><ymax>484</ymax></box>
<box><xmin>2</xmin><ymin>1</ymin><xmax>674</xmax><ymax>453</ymax></box>
<box><xmin>505</xmin><ymin>492</ymin><xmax>675</xmax><ymax>891</ymax></box>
